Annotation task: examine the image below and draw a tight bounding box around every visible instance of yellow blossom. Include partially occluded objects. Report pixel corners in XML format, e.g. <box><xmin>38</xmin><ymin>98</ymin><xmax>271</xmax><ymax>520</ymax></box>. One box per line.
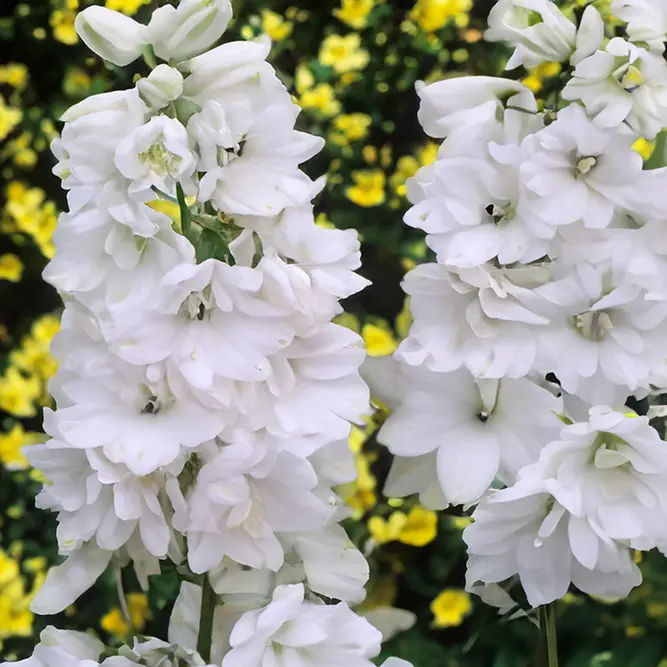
<box><xmin>648</xmin><ymin>602</ymin><xmax>667</xmax><ymax>618</ymax></box>
<box><xmin>0</xmin><ymin>254</ymin><xmax>23</xmax><ymax>282</ymax></box>
<box><xmin>0</xmin><ymin>553</ymin><xmax>33</xmax><ymax>641</ymax></box>
<box><xmin>362</xmin><ymin>145</ymin><xmax>378</xmax><ymax>164</ymax></box>
<box><xmin>23</xmin><ymin>557</ymin><xmax>47</xmax><ymax>573</ymax></box>
<box><xmin>390</xmin><ymin>155</ymin><xmax>419</xmax><ymax>196</ymax></box>
<box><xmin>333</xmin><ymin>0</ymin><xmax>376</xmax><ymax>30</ymax></box>
<box><xmin>295</xmin><ymin>64</ymin><xmax>315</xmax><ymax>94</ymax></box>
<box><xmin>0</xmin><ymin>96</ymin><xmax>22</xmax><ymax>142</ymax></box>
<box><xmin>300</xmin><ymin>83</ymin><xmax>341</xmax><ymax>117</ymax></box>
<box><xmin>0</xmin><ymin>64</ymin><xmax>28</xmax><ymax>89</ymax></box>
<box><xmin>50</xmin><ymin>0</ymin><xmax>79</xmax><ymax>45</ymax></box>
<box><xmin>342</xmin><ymin>452</ymin><xmax>377</xmax><ymax>515</ymax></box>
<box><xmin>101</xmin><ymin>593</ymin><xmax>150</xmax><ymax>637</ymax></box>
<box><xmin>397</xmin><ymin>506</ymin><xmax>438</xmax><ymax>546</ymax></box>
<box><xmin>333</xmin><ymin>113</ymin><xmax>372</xmax><ymax>142</ymax></box>
<box><xmin>625</xmin><ymin>626</ymin><xmax>645</xmax><ymax>638</ymax></box>
<box><xmin>430</xmin><ymin>589</ymin><xmax>472</xmax><ymax>628</ymax></box>
<box><xmin>410</xmin><ymin>0</ymin><xmax>472</xmax><ymax>33</ymax></box>
<box><xmin>417</xmin><ymin>141</ymin><xmax>439</xmax><ymax>166</ymax></box>
<box><xmin>0</xmin><ymin>367</ymin><xmax>42</xmax><ymax>417</ymax></box>
<box><xmin>522</xmin><ymin>61</ymin><xmax>562</xmax><ymax>93</ymax></box>
<box><xmin>320</xmin><ymin>34</ymin><xmax>370</xmax><ymax>74</ymax></box>
<box><xmin>346</xmin><ymin>169</ymin><xmax>386</xmax><ymax>207</ymax></box>
<box><xmin>362</xmin><ymin>323</ymin><xmax>397</xmax><ymax>357</ymax></box>
<box><xmin>369</xmin><ymin>512</ymin><xmax>407</xmax><ymax>544</ymax></box>
<box><xmin>261</xmin><ymin>9</ymin><xmax>293</xmax><ymax>41</ymax></box>
<box><xmin>105</xmin><ymin>0</ymin><xmax>149</xmax><ymax>14</ymax></box>
<box><xmin>348</xmin><ymin>425</ymin><xmax>366</xmax><ymax>454</ymax></box>
<box><xmin>64</xmin><ymin>68</ymin><xmax>92</xmax><ymax>96</ymax></box>
<box><xmin>0</xmin><ymin>423</ymin><xmax>42</xmax><ymax>471</ymax></box>
<box><xmin>0</xmin><ymin>551</ymin><xmax>20</xmax><ymax>587</ymax></box>
<box><xmin>633</xmin><ymin>137</ymin><xmax>655</xmax><ymax>160</ymax></box>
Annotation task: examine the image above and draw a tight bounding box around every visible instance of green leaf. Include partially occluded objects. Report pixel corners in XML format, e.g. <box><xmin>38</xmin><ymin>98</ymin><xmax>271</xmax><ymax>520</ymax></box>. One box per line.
<box><xmin>176</xmin><ymin>183</ymin><xmax>193</xmax><ymax>239</ymax></box>
<box><xmin>195</xmin><ymin>228</ymin><xmax>229</xmax><ymax>264</ymax></box>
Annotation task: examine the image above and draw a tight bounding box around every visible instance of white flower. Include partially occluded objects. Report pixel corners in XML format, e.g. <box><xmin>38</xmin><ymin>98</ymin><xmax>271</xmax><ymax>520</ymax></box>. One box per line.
<box><xmin>53</xmin><ymin>90</ymin><xmax>146</xmax><ymax>204</ymax></box>
<box><xmin>405</xmin><ymin>140</ymin><xmax>548</xmax><ymax>268</ymax></box>
<box><xmin>174</xmin><ymin>437</ymin><xmax>333</xmax><ymax>573</ymax></box>
<box><xmin>571</xmin><ymin>5</ymin><xmax>605</xmax><ymax>65</ymax></box>
<box><xmin>181</xmin><ymin>38</ymin><xmax>281</xmax><ymax>105</ymax></box>
<box><xmin>611</xmin><ymin>0</ymin><xmax>667</xmax><ymax>53</ymax></box>
<box><xmin>4</xmin><ymin>626</ymin><xmax>103</xmax><ymax>667</ymax></box>
<box><xmin>519</xmin><ymin>104</ymin><xmax>656</xmax><ymax>229</ymax></box>
<box><xmin>464</xmin><ymin>476</ymin><xmax>642</xmax><ymax>607</ymax></box>
<box><xmin>198</xmin><ymin>103</ymin><xmax>324</xmax><ymax>217</ymax></box>
<box><xmin>375</xmin><ymin>361</ymin><xmax>562</xmax><ymax>506</ymax></box>
<box><xmin>397</xmin><ymin>262</ymin><xmax>550</xmax><ymax>379</ymax></box>
<box><xmin>563</xmin><ymin>37</ymin><xmax>667</xmax><ymax>139</ymax></box>
<box><xmin>525</xmin><ymin>406</ymin><xmax>667</xmax><ymax>549</ymax></box>
<box><xmin>115</xmin><ymin>116</ymin><xmax>197</xmax><ymax>194</ymax></box>
<box><xmin>44</xmin><ymin>350</ymin><xmax>225</xmax><ymax>476</ymax></box>
<box><xmin>222</xmin><ymin>584</ymin><xmax>382</xmax><ymax>667</ymax></box>
<box><xmin>414</xmin><ymin>76</ymin><xmax>534</xmax><ymax>140</ymax></box>
<box><xmin>74</xmin><ymin>6</ymin><xmax>146</xmax><ymax>66</ymax></box>
<box><xmin>485</xmin><ymin>0</ymin><xmax>576</xmax><ymax>70</ymax></box>
<box><xmin>146</xmin><ymin>0</ymin><xmax>233</xmax><ymax>63</ymax></box>
<box><xmin>533</xmin><ymin>261</ymin><xmax>667</xmax><ymax>404</ymax></box>
<box><xmin>136</xmin><ymin>65</ymin><xmax>184</xmax><ymax>112</ymax></box>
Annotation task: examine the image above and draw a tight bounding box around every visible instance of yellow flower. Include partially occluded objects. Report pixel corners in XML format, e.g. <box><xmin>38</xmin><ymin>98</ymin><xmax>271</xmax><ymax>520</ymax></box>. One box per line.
<box><xmin>390</xmin><ymin>155</ymin><xmax>419</xmax><ymax>196</ymax></box>
<box><xmin>0</xmin><ymin>551</ymin><xmax>20</xmax><ymax>587</ymax></box>
<box><xmin>362</xmin><ymin>145</ymin><xmax>378</xmax><ymax>164</ymax></box>
<box><xmin>0</xmin><ymin>423</ymin><xmax>42</xmax><ymax>471</ymax></box>
<box><xmin>50</xmin><ymin>1</ymin><xmax>79</xmax><ymax>45</ymax></box>
<box><xmin>101</xmin><ymin>608</ymin><xmax>130</xmax><ymax>637</ymax></box>
<box><xmin>633</xmin><ymin>137</ymin><xmax>655</xmax><ymax>160</ymax></box>
<box><xmin>300</xmin><ymin>83</ymin><xmax>341</xmax><ymax>117</ymax></box>
<box><xmin>32</xmin><ymin>314</ymin><xmax>61</xmax><ymax>344</ymax></box>
<box><xmin>362</xmin><ymin>323</ymin><xmax>397</xmax><ymax>357</ymax></box>
<box><xmin>368</xmin><ymin>512</ymin><xmax>408</xmax><ymax>545</ymax></box>
<box><xmin>295</xmin><ymin>64</ymin><xmax>315</xmax><ymax>94</ymax></box>
<box><xmin>397</xmin><ymin>506</ymin><xmax>438</xmax><ymax>546</ymax></box>
<box><xmin>0</xmin><ymin>254</ymin><xmax>23</xmax><ymax>282</ymax></box>
<box><xmin>319</xmin><ymin>34</ymin><xmax>370</xmax><ymax>74</ymax></box>
<box><xmin>0</xmin><ymin>554</ymin><xmax>33</xmax><ymax>641</ymax></box>
<box><xmin>333</xmin><ymin>113</ymin><xmax>372</xmax><ymax>142</ymax></box>
<box><xmin>342</xmin><ymin>451</ymin><xmax>377</xmax><ymax>515</ymax></box>
<box><xmin>23</xmin><ymin>557</ymin><xmax>47</xmax><ymax>573</ymax></box>
<box><xmin>0</xmin><ymin>64</ymin><xmax>29</xmax><ymax>89</ymax></box>
<box><xmin>0</xmin><ymin>368</ymin><xmax>42</xmax><ymax>418</ymax></box>
<box><xmin>648</xmin><ymin>601</ymin><xmax>667</xmax><ymax>618</ymax></box>
<box><xmin>625</xmin><ymin>626</ymin><xmax>645</xmax><ymax>638</ymax></box>
<box><xmin>522</xmin><ymin>61</ymin><xmax>562</xmax><ymax>94</ymax></box>
<box><xmin>348</xmin><ymin>425</ymin><xmax>366</xmax><ymax>454</ymax></box>
<box><xmin>101</xmin><ymin>593</ymin><xmax>150</xmax><ymax>638</ymax></box>
<box><xmin>333</xmin><ymin>0</ymin><xmax>376</xmax><ymax>30</ymax></box>
<box><xmin>417</xmin><ymin>141</ymin><xmax>439</xmax><ymax>166</ymax></box>
<box><xmin>0</xmin><ymin>96</ymin><xmax>22</xmax><ymax>142</ymax></box>
<box><xmin>64</xmin><ymin>68</ymin><xmax>92</xmax><ymax>96</ymax></box>
<box><xmin>105</xmin><ymin>0</ymin><xmax>149</xmax><ymax>14</ymax></box>
<box><xmin>346</xmin><ymin>169</ymin><xmax>386</xmax><ymax>207</ymax></box>
<box><xmin>261</xmin><ymin>9</ymin><xmax>293</xmax><ymax>41</ymax></box>
<box><xmin>410</xmin><ymin>0</ymin><xmax>472</xmax><ymax>33</ymax></box>
<box><xmin>315</xmin><ymin>212</ymin><xmax>336</xmax><ymax>229</ymax></box>
<box><xmin>430</xmin><ymin>589</ymin><xmax>472</xmax><ymax>628</ymax></box>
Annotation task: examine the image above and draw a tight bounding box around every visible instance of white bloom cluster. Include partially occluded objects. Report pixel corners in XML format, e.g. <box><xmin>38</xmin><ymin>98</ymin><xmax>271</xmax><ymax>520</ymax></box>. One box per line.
<box><xmin>366</xmin><ymin>0</ymin><xmax>667</xmax><ymax>610</ymax></box>
<box><xmin>14</xmin><ymin>2</ymin><xmax>411</xmax><ymax>667</ymax></box>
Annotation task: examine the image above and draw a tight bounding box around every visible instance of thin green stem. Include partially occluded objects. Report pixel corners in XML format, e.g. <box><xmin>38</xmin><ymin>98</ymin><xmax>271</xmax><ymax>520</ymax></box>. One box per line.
<box><xmin>196</xmin><ymin>576</ymin><xmax>217</xmax><ymax>663</ymax></box>
<box><xmin>540</xmin><ymin>603</ymin><xmax>559</xmax><ymax>667</ymax></box>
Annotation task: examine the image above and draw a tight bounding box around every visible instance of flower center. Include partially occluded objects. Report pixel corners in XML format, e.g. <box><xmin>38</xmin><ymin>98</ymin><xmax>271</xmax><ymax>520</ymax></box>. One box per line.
<box><xmin>485</xmin><ymin>202</ymin><xmax>515</xmax><ymax>225</ymax></box>
<box><xmin>571</xmin><ymin>310</ymin><xmax>613</xmax><ymax>341</ymax></box>
<box><xmin>138</xmin><ymin>134</ymin><xmax>182</xmax><ymax>176</ymax></box>
<box><xmin>576</xmin><ymin>156</ymin><xmax>597</xmax><ymax>175</ymax></box>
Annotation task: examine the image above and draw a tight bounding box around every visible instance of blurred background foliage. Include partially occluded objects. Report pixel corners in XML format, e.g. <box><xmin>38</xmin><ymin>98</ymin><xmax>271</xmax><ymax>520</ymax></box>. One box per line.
<box><xmin>1</xmin><ymin>0</ymin><xmax>667</xmax><ymax>665</ymax></box>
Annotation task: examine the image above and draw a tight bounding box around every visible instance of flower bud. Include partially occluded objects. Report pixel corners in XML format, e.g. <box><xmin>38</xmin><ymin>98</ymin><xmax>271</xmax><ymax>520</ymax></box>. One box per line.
<box><xmin>136</xmin><ymin>64</ymin><xmax>184</xmax><ymax>111</ymax></box>
<box><xmin>147</xmin><ymin>0</ymin><xmax>233</xmax><ymax>63</ymax></box>
<box><xmin>74</xmin><ymin>6</ymin><xmax>147</xmax><ymax>66</ymax></box>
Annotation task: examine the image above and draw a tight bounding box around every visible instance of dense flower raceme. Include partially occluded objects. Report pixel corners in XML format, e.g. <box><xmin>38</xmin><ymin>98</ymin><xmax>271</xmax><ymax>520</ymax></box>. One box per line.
<box><xmin>367</xmin><ymin>0</ymin><xmax>667</xmax><ymax>614</ymax></box>
<box><xmin>12</xmin><ymin>2</ymin><xmax>414</xmax><ymax>667</ymax></box>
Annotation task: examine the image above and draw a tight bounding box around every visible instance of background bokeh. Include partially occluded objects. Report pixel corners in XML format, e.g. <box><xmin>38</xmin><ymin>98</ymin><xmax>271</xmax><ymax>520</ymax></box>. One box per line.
<box><xmin>2</xmin><ymin>1</ymin><xmax>667</xmax><ymax>665</ymax></box>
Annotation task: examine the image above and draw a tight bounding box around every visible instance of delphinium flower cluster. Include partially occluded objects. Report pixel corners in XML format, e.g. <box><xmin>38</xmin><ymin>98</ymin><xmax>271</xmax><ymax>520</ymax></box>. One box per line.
<box><xmin>367</xmin><ymin>0</ymin><xmax>667</xmax><ymax>631</ymax></box>
<box><xmin>2</xmin><ymin>2</ymin><xmax>412</xmax><ymax>667</ymax></box>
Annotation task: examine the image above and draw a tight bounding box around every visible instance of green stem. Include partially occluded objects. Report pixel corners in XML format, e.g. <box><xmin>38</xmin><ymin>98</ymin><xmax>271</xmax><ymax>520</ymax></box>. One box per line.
<box><xmin>540</xmin><ymin>603</ymin><xmax>559</xmax><ymax>667</ymax></box>
<box><xmin>196</xmin><ymin>576</ymin><xmax>217</xmax><ymax>663</ymax></box>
